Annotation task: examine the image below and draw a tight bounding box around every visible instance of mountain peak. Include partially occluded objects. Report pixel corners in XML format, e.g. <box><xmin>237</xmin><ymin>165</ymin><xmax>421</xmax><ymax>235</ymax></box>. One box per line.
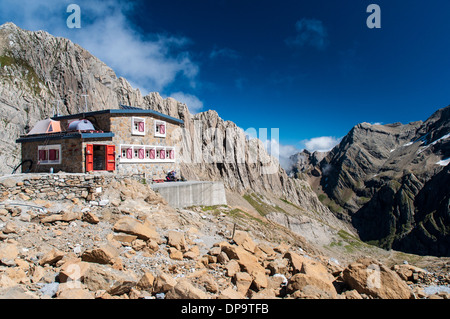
<box><xmin>0</xmin><ymin>22</ymin><xmax>20</xmax><ymax>31</ymax></box>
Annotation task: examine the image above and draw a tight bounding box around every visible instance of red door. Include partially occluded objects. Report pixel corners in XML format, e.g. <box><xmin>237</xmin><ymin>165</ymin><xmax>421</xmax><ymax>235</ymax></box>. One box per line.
<box><xmin>86</xmin><ymin>144</ymin><xmax>94</xmax><ymax>172</ymax></box>
<box><xmin>106</xmin><ymin>145</ymin><xmax>116</xmax><ymax>171</ymax></box>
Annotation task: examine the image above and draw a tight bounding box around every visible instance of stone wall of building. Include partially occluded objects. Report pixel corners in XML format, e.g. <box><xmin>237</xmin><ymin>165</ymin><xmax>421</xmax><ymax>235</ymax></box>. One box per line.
<box><xmin>109</xmin><ymin>114</ymin><xmax>181</xmax><ymax>179</ymax></box>
<box><xmin>21</xmin><ymin>138</ymin><xmax>84</xmax><ymax>173</ymax></box>
<box><xmin>115</xmin><ymin>162</ymin><xmax>178</xmax><ymax>180</ymax></box>
<box><xmin>109</xmin><ymin>114</ymin><xmax>179</xmax><ymax>148</ymax></box>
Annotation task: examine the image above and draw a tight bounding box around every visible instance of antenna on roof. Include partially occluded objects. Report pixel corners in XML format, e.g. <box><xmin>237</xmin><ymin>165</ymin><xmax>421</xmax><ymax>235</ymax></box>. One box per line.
<box><xmin>53</xmin><ymin>99</ymin><xmax>62</xmax><ymax>117</ymax></box>
<box><xmin>81</xmin><ymin>94</ymin><xmax>89</xmax><ymax>112</ymax></box>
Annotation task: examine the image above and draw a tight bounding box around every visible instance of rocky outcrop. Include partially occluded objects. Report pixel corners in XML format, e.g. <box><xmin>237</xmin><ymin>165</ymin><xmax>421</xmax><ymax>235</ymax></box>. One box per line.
<box><xmin>342</xmin><ymin>258</ymin><xmax>413</xmax><ymax>299</ymax></box>
<box><xmin>292</xmin><ymin>106</ymin><xmax>450</xmax><ymax>256</ymax></box>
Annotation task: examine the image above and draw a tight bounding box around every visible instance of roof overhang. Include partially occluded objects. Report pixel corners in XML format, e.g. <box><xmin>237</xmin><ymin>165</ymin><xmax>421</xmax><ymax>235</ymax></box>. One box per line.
<box><xmin>16</xmin><ymin>132</ymin><xmax>115</xmax><ymax>143</ymax></box>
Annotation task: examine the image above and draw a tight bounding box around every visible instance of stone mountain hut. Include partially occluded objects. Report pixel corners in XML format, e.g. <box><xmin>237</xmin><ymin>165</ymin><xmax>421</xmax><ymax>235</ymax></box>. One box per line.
<box><xmin>16</xmin><ymin>105</ymin><xmax>183</xmax><ymax>179</ymax></box>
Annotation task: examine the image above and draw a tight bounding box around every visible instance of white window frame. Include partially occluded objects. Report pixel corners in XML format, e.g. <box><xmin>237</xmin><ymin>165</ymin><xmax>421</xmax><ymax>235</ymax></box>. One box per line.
<box><xmin>166</xmin><ymin>147</ymin><xmax>175</xmax><ymax>160</ymax></box>
<box><xmin>131</xmin><ymin>117</ymin><xmax>145</xmax><ymax>136</ymax></box>
<box><xmin>38</xmin><ymin>144</ymin><xmax>62</xmax><ymax>165</ymax></box>
<box><xmin>154</xmin><ymin>120</ymin><xmax>167</xmax><ymax>138</ymax></box>
<box><xmin>119</xmin><ymin>144</ymin><xmax>175</xmax><ymax>163</ymax></box>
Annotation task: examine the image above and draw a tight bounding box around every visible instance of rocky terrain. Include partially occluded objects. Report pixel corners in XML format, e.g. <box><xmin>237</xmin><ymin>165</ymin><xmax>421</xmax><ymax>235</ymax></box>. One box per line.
<box><xmin>1</xmin><ymin>174</ymin><xmax>449</xmax><ymax>299</ymax></box>
<box><xmin>291</xmin><ymin>106</ymin><xmax>450</xmax><ymax>256</ymax></box>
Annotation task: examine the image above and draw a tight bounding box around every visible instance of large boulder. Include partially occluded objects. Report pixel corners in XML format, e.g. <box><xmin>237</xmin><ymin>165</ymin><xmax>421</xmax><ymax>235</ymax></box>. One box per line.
<box><xmin>153</xmin><ymin>272</ymin><xmax>177</xmax><ymax>294</ymax></box>
<box><xmin>81</xmin><ymin>244</ymin><xmax>119</xmax><ymax>265</ymax></box>
<box><xmin>233</xmin><ymin>230</ymin><xmax>257</xmax><ymax>253</ymax></box>
<box><xmin>113</xmin><ymin>216</ymin><xmax>160</xmax><ymax>241</ymax></box>
<box><xmin>287</xmin><ymin>273</ymin><xmax>337</xmax><ymax>299</ymax></box>
<box><xmin>39</xmin><ymin>248</ymin><xmax>65</xmax><ymax>266</ymax></box>
<box><xmin>167</xmin><ymin>230</ymin><xmax>187</xmax><ymax>251</ymax></box>
<box><xmin>82</xmin><ymin>263</ymin><xmax>138</xmax><ymax>293</ymax></box>
<box><xmin>165</xmin><ymin>279</ymin><xmax>208</xmax><ymax>299</ymax></box>
<box><xmin>342</xmin><ymin>258</ymin><xmax>413</xmax><ymax>299</ymax></box>
<box><xmin>221</xmin><ymin>244</ymin><xmax>268</xmax><ymax>290</ymax></box>
<box><xmin>59</xmin><ymin>260</ymin><xmax>90</xmax><ymax>283</ymax></box>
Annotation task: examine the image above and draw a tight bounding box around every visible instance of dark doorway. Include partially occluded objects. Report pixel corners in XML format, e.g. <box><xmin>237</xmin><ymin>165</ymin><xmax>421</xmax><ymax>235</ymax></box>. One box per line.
<box><xmin>93</xmin><ymin>145</ymin><xmax>106</xmax><ymax>171</ymax></box>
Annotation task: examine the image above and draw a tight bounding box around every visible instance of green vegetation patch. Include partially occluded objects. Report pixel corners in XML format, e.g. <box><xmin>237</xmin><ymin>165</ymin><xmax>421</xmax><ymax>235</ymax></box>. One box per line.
<box><xmin>0</xmin><ymin>54</ymin><xmax>42</xmax><ymax>96</ymax></box>
<box><xmin>279</xmin><ymin>197</ymin><xmax>304</xmax><ymax>211</ymax></box>
<box><xmin>243</xmin><ymin>193</ymin><xmax>287</xmax><ymax>217</ymax></box>
<box><xmin>316</xmin><ymin>192</ymin><xmax>344</xmax><ymax>214</ymax></box>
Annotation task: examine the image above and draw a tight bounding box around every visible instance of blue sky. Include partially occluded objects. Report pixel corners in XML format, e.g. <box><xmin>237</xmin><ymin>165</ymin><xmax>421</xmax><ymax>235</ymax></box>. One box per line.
<box><xmin>1</xmin><ymin>0</ymin><xmax>450</xmax><ymax>157</ymax></box>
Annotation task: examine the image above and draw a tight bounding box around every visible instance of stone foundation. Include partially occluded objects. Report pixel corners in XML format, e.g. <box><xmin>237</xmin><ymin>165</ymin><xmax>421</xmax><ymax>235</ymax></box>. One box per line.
<box><xmin>0</xmin><ymin>173</ymin><xmax>110</xmax><ymax>202</ymax></box>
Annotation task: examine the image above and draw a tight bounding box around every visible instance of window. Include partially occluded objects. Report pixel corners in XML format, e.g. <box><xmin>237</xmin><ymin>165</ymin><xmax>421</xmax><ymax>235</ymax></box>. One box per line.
<box><xmin>137</xmin><ymin>147</ymin><xmax>145</xmax><ymax>160</ymax></box>
<box><xmin>159</xmin><ymin>149</ymin><xmax>166</xmax><ymax>159</ymax></box>
<box><xmin>119</xmin><ymin>145</ymin><xmax>175</xmax><ymax>163</ymax></box>
<box><xmin>38</xmin><ymin>145</ymin><xmax>61</xmax><ymax>165</ymax></box>
<box><xmin>154</xmin><ymin>120</ymin><xmax>166</xmax><ymax>138</ymax></box>
<box><xmin>145</xmin><ymin>147</ymin><xmax>156</xmax><ymax>159</ymax></box>
<box><xmin>168</xmin><ymin>148</ymin><xmax>175</xmax><ymax>160</ymax></box>
<box><xmin>132</xmin><ymin>117</ymin><xmax>145</xmax><ymax>136</ymax></box>
<box><xmin>150</xmin><ymin>148</ymin><xmax>156</xmax><ymax>159</ymax></box>
<box><xmin>121</xmin><ymin>146</ymin><xmax>133</xmax><ymax>159</ymax></box>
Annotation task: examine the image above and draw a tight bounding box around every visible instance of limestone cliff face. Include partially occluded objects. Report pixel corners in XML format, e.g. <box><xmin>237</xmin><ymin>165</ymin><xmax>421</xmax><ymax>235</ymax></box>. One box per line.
<box><xmin>0</xmin><ymin>22</ymin><xmax>333</xmax><ymax>221</ymax></box>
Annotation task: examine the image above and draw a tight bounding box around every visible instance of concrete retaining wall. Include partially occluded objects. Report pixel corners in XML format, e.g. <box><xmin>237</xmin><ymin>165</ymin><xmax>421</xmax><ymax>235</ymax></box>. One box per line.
<box><xmin>151</xmin><ymin>181</ymin><xmax>227</xmax><ymax>209</ymax></box>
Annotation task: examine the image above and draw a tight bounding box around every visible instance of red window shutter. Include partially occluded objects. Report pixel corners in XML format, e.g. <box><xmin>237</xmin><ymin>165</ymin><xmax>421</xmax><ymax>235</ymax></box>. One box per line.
<box><xmin>106</xmin><ymin>145</ymin><xmax>115</xmax><ymax>171</ymax></box>
<box><xmin>160</xmin><ymin>124</ymin><xmax>165</xmax><ymax>134</ymax></box>
<box><xmin>160</xmin><ymin>149</ymin><xmax>165</xmax><ymax>159</ymax></box>
<box><xmin>126</xmin><ymin>148</ymin><xmax>133</xmax><ymax>159</ymax></box>
<box><xmin>86</xmin><ymin>144</ymin><xmax>94</xmax><ymax>172</ymax></box>
<box><xmin>170</xmin><ymin>150</ymin><xmax>174</xmax><ymax>159</ymax></box>
<box><xmin>150</xmin><ymin>149</ymin><xmax>155</xmax><ymax>159</ymax></box>
<box><xmin>39</xmin><ymin>150</ymin><xmax>47</xmax><ymax>161</ymax></box>
<box><xmin>49</xmin><ymin>149</ymin><xmax>56</xmax><ymax>161</ymax></box>
<box><xmin>138</xmin><ymin>148</ymin><xmax>144</xmax><ymax>159</ymax></box>
<box><xmin>138</xmin><ymin>121</ymin><xmax>144</xmax><ymax>132</ymax></box>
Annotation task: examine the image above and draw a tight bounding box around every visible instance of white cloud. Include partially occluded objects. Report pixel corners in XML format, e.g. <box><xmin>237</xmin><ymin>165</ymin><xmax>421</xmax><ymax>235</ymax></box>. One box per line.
<box><xmin>169</xmin><ymin>92</ymin><xmax>204</xmax><ymax>114</ymax></box>
<box><xmin>286</xmin><ymin>18</ymin><xmax>329</xmax><ymax>50</ymax></box>
<box><xmin>302</xmin><ymin>136</ymin><xmax>341</xmax><ymax>152</ymax></box>
<box><xmin>0</xmin><ymin>0</ymin><xmax>199</xmax><ymax>93</ymax></box>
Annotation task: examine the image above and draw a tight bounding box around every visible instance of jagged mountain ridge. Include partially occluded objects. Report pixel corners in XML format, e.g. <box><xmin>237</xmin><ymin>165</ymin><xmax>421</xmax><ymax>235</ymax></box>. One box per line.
<box><xmin>291</xmin><ymin>106</ymin><xmax>450</xmax><ymax>256</ymax></box>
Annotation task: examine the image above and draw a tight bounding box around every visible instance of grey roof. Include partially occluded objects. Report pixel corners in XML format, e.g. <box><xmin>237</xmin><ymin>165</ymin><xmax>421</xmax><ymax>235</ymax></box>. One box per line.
<box><xmin>119</xmin><ymin>104</ymin><xmax>142</xmax><ymax>110</ymax></box>
<box><xmin>51</xmin><ymin>105</ymin><xmax>184</xmax><ymax>125</ymax></box>
<box><xmin>16</xmin><ymin>132</ymin><xmax>114</xmax><ymax>143</ymax></box>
